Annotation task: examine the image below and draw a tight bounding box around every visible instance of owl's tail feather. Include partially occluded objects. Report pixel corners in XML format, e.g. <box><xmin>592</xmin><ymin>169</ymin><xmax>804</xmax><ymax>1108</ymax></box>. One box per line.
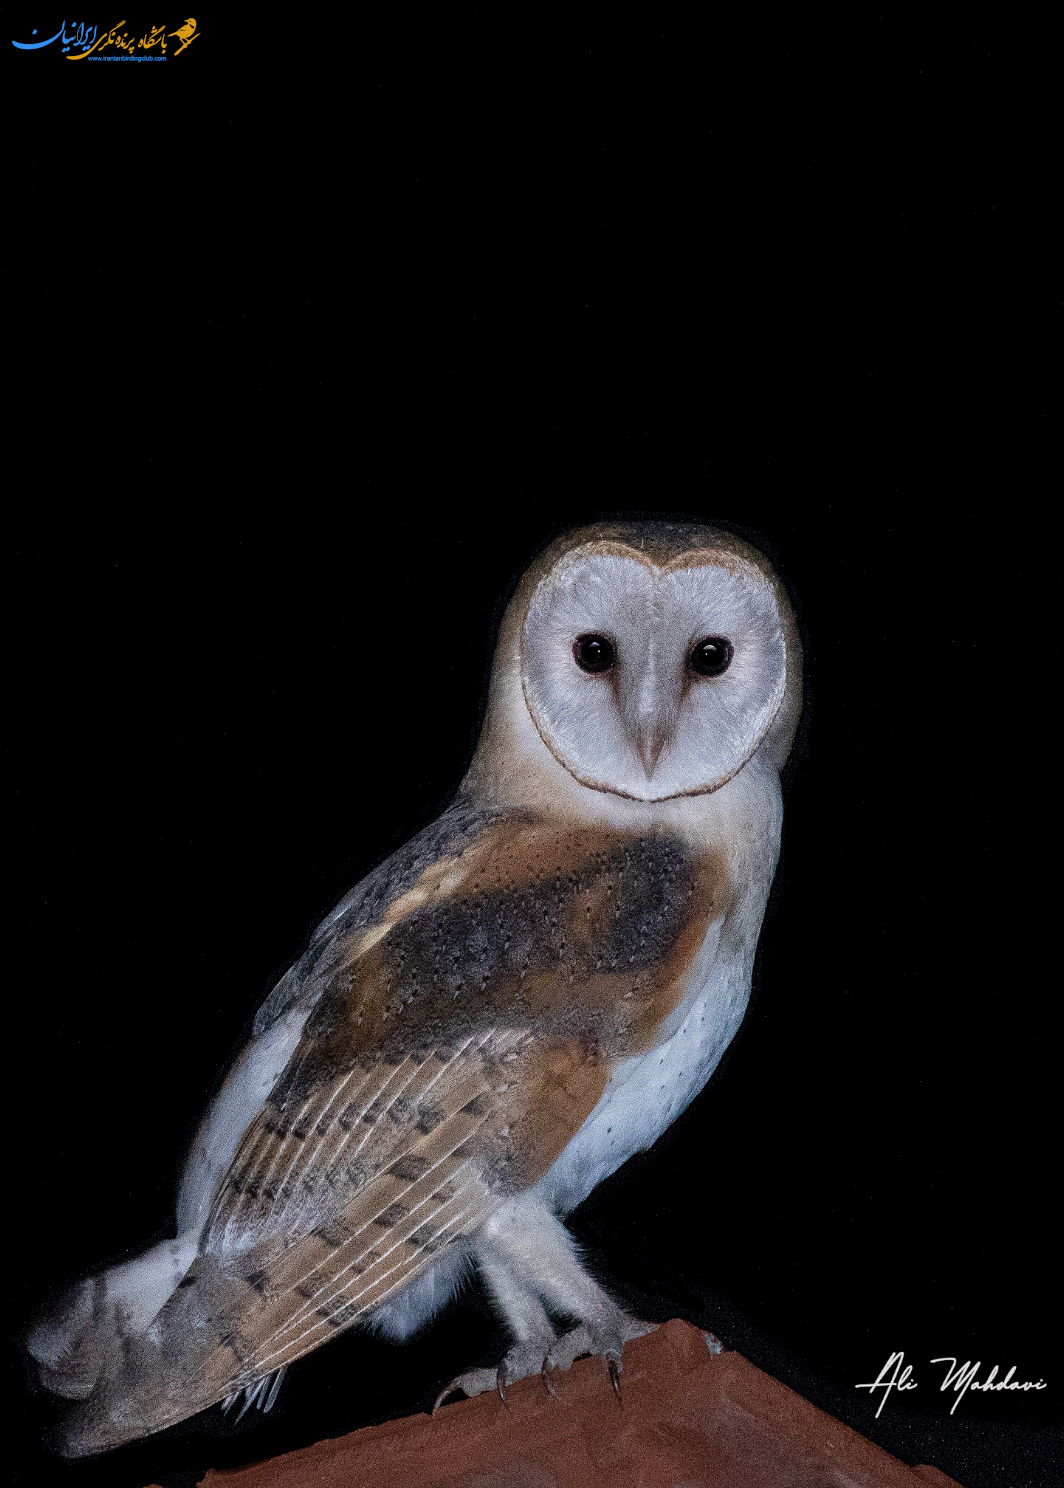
<box><xmin>23</xmin><ymin>1234</ymin><xmax>198</xmax><ymax>1402</ymax></box>
<box><xmin>43</xmin><ymin>1248</ymin><xmax>295</xmax><ymax>1457</ymax></box>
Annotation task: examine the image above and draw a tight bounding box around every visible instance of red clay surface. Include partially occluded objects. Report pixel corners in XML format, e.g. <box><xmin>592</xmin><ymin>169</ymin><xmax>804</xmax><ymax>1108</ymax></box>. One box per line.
<box><xmin>185</xmin><ymin>1318</ymin><xmax>964</xmax><ymax>1487</ymax></box>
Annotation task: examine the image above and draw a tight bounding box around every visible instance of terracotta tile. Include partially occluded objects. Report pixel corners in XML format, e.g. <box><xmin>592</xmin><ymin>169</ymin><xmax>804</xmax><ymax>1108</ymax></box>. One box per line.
<box><xmin>198</xmin><ymin>1319</ymin><xmax>967</xmax><ymax>1488</ymax></box>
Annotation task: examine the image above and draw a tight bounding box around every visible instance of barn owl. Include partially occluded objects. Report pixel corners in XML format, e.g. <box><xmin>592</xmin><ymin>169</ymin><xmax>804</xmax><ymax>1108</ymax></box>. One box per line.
<box><xmin>24</xmin><ymin>520</ymin><xmax>802</xmax><ymax>1456</ymax></box>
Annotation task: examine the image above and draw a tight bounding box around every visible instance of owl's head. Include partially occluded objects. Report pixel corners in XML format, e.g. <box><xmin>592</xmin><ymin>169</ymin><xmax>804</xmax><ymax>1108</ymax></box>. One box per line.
<box><xmin>468</xmin><ymin>522</ymin><xmax>802</xmax><ymax>807</ymax></box>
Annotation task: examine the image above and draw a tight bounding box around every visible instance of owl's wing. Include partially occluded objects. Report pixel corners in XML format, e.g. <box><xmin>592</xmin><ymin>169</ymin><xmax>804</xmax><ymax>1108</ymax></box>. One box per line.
<box><xmin>190</xmin><ymin>1026</ymin><xmax>529</xmax><ymax>1389</ymax></box>
<box><xmin>136</xmin><ymin>1021</ymin><xmax>562</xmax><ymax>1433</ymax></box>
<box><xmin>63</xmin><ymin>809</ymin><xmax>724</xmax><ymax>1449</ymax></box>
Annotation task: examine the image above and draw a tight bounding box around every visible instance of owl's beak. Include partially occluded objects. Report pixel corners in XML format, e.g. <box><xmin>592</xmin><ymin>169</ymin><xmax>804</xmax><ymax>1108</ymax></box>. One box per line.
<box><xmin>623</xmin><ymin>641</ymin><xmax>678</xmax><ymax>781</ymax></box>
<box><xmin>634</xmin><ymin>717</ymin><xmax>670</xmax><ymax>780</ymax></box>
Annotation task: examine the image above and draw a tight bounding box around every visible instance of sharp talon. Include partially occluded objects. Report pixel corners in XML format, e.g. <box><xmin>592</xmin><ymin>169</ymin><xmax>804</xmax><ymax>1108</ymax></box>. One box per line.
<box><xmin>607</xmin><ymin>1355</ymin><xmax>622</xmax><ymax>1404</ymax></box>
<box><xmin>432</xmin><ymin>1383</ymin><xmax>461</xmax><ymax>1416</ymax></box>
<box><xmin>496</xmin><ymin>1360</ymin><xmax>509</xmax><ymax>1406</ymax></box>
<box><xmin>541</xmin><ymin>1355</ymin><xmax>559</xmax><ymax>1400</ymax></box>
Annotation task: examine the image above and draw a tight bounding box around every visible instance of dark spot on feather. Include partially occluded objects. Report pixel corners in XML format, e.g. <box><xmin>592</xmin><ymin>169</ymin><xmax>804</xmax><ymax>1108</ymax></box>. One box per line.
<box><xmin>577</xmin><ymin>1029</ymin><xmax>601</xmax><ymax>1065</ymax></box>
<box><xmin>460</xmin><ymin>1094</ymin><xmax>489</xmax><ymax>1117</ymax></box>
<box><xmin>416</xmin><ymin>1106</ymin><xmax>443</xmax><ymax>1134</ymax></box>
<box><xmin>317</xmin><ymin>1298</ymin><xmax>361</xmax><ymax>1328</ymax></box>
<box><xmin>373</xmin><ymin>1202</ymin><xmax>408</xmax><ymax>1228</ymax></box>
<box><xmin>388</xmin><ymin>1154</ymin><xmax>431</xmax><ymax>1182</ymax></box>
<box><xmin>313</xmin><ymin>1221</ymin><xmax>350</xmax><ymax>1248</ymax></box>
<box><xmin>218</xmin><ymin>1329</ymin><xmax>254</xmax><ymax>1366</ymax></box>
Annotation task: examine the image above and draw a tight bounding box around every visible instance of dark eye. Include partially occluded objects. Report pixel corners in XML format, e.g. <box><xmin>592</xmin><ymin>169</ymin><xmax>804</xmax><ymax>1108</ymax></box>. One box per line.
<box><xmin>690</xmin><ymin>636</ymin><xmax>733</xmax><ymax>677</ymax></box>
<box><xmin>573</xmin><ymin>633</ymin><xmax>616</xmax><ymax>673</ymax></box>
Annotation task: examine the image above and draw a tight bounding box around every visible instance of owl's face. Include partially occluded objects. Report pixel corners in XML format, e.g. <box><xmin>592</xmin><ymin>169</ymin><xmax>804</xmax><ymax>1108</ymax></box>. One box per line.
<box><xmin>520</xmin><ymin>540</ymin><xmax>790</xmax><ymax>802</ymax></box>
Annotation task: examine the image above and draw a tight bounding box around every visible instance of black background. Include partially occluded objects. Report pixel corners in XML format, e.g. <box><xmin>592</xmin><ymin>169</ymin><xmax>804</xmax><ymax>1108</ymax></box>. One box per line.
<box><xmin>7</xmin><ymin>14</ymin><xmax>1058</xmax><ymax>1488</ymax></box>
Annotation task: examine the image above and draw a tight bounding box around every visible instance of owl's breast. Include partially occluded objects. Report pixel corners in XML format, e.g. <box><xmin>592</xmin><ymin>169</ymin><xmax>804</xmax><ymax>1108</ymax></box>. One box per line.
<box><xmin>530</xmin><ymin>915</ymin><xmax>753</xmax><ymax>1215</ymax></box>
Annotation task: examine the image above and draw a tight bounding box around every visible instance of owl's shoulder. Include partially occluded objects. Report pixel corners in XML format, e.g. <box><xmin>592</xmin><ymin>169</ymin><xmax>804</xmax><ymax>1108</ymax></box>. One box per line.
<box><xmin>251</xmin><ymin>800</ymin><xmax>516</xmax><ymax>1038</ymax></box>
<box><xmin>254</xmin><ymin>801</ymin><xmax>729</xmax><ymax>1053</ymax></box>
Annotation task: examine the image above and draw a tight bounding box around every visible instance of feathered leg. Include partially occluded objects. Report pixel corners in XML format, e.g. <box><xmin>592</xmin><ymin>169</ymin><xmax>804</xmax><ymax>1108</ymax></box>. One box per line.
<box><xmin>435</xmin><ymin>1194</ymin><xmax>654</xmax><ymax>1409</ymax></box>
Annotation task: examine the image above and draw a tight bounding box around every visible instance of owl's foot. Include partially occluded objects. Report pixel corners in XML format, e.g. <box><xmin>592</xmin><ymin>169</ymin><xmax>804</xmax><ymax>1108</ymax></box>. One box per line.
<box><xmin>440</xmin><ymin>1197</ymin><xmax>664</xmax><ymax>1413</ymax></box>
<box><xmin>434</xmin><ymin>1330</ymin><xmax>558</xmax><ymax>1411</ymax></box>
<box><xmin>496</xmin><ymin>1334</ymin><xmax>560</xmax><ymax>1402</ymax></box>
<box><xmin>432</xmin><ymin>1315</ymin><xmax>658</xmax><ymax>1414</ymax></box>
<box><xmin>541</xmin><ymin>1316</ymin><xmax>657</xmax><ymax>1403</ymax></box>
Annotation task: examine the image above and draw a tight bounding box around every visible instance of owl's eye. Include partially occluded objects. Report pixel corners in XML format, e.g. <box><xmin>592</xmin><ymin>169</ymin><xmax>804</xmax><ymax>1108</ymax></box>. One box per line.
<box><xmin>690</xmin><ymin>636</ymin><xmax>733</xmax><ymax>677</ymax></box>
<box><xmin>573</xmin><ymin>633</ymin><xmax>616</xmax><ymax>673</ymax></box>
